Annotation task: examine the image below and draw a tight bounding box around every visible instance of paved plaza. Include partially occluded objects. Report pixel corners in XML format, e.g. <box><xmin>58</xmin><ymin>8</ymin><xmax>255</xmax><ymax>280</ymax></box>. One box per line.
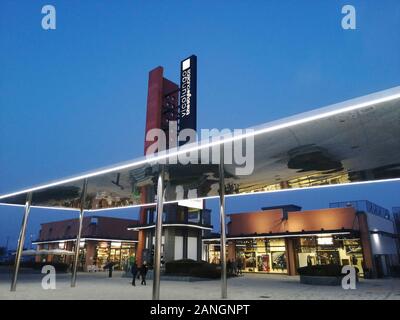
<box><xmin>1</xmin><ymin>269</ymin><xmax>400</xmax><ymax>300</ymax></box>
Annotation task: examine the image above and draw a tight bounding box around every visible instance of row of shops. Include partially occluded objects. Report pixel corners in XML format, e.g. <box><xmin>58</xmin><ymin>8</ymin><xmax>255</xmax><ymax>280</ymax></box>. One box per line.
<box><xmin>33</xmin><ymin>216</ymin><xmax>138</xmax><ymax>271</ymax></box>
<box><xmin>33</xmin><ymin>201</ymin><xmax>400</xmax><ymax>278</ymax></box>
<box><xmin>205</xmin><ymin>234</ymin><xmax>365</xmax><ymax>276</ymax></box>
<box><xmin>203</xmin><ymin>202</ymin><xmax>399</xmax><ymax>278</ymax></box>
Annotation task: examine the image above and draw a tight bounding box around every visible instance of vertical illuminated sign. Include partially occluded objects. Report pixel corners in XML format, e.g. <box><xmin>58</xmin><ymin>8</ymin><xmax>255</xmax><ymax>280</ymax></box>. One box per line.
<box><xmin>179</xmin><ymin>55</ymin><xmax>197</xmax><ymax>135</ymax></box>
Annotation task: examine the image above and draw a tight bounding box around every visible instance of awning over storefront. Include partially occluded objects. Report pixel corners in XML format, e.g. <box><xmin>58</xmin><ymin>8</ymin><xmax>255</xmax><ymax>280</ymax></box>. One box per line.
<box><xmin>1</xmin><ymin>86</ymin><xmax>400</xmax><ymax>211</ymax></box>
<box><xmin>32</xmin><ymin>238</ymin><xmax>138</xmax><ymax>245</ymax></box>
<box><xmin>16</xmin><ymin>249</ymin><xmax>75</xmax><ymax>256</ymax></box>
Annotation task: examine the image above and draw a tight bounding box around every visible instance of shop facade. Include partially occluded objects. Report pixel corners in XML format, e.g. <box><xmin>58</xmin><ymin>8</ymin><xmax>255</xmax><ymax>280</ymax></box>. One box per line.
<box><xmin>33</xmin><ymin>216</ymin><xmax>138</xmax><ymax>271</ymax></box>
<box><xmin>205</xmin><ymin>233</ymin><xmax>365</xmax><ymax>276</ymax></box>
<box><xmin>204</xmin><ymin>201</ymin><xmax>399</xmax><ymax>278</ymax></box>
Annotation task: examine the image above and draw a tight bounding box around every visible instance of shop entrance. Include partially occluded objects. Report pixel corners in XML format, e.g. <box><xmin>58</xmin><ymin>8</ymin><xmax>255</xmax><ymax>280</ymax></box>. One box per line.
<box><xmin>236</xmin><ymin>239</ymin><xmax>287</xmax><ymax>274</ymax></box>
<box><xmin>295</xmin><ymin>235</ymin><xmax>364</xmax><ymax>276</ymax></box>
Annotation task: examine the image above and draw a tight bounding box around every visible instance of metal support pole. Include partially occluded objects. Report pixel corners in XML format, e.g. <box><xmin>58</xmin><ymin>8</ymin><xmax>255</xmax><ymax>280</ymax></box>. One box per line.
<box><xmin>219</xmin><ymin>145</ymin><xmax>227</xmax><ymax>299</ymax></box>
<box><xmin>71</xmin><ymin>179</ymin><xmax>88</xmax><ymax>287</ymax></box>
<box><xmin>10</xmin><ymin>192</ymin><xmax>32</xmax><ymax>292</ymax></box>
<box><xmin>152</xmin><ymin>167</ymin><xmax>164</xmax><ymax>300</ymax></box>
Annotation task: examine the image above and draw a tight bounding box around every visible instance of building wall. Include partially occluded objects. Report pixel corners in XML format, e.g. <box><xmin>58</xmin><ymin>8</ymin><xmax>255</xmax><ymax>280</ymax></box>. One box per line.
<box><xmin>370</xmin><ymin>233</ymin><xmax>398</xmax><ymax>256</ymax></box>
<box><xmin>366</xmin><ymin>213</ymin><xmax>399</xmax><ymax>264</ymax></box>
<box><xmin>357</xmin><ymin>213</ymin><xmax>375</xmax><ymax>276</ymax></box>
<box><xmin>228</xmin><ymin>209</ymin><xmax>286</xmax><ymax>235</ymax></box>
<box><xmin>366</xmin><ymin>212</ymin><xmax>396</xmax><ymax>234</ymax></box>
<box><xmin>228</xmin><ymin>207</ymin><xmax>358</xmax><ymax>236</ymax></box>
<box><xmin>287</xmin><ymin>208</ymin><xmax>358</xmax><ymax>232</ymax></box>
<box><xmin>38</xmin><ymin>216</ymin><xmax>138</xmax><ymax>242</ymax></box>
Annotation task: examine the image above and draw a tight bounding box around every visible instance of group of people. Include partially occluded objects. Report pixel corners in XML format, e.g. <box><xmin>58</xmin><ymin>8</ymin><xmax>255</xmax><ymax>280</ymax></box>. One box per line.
<box><xmin>227</xmin><ymin>258</ymin><xmax>243</xmax><ymax>276</ymax></box>
<box><xmin>102</xmin><ymin>259</ymin><xmax>148</xmax><ymax>286</ymax></box>
<box><xmin>130</xmin><ymin>262</ymin><xmax>148</xmax><ymax>286</ymax></box>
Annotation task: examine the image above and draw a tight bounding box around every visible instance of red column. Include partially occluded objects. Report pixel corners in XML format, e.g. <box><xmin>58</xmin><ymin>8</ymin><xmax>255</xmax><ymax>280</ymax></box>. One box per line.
<box><xmin>285</xmin><ymin>238</ymin><xmax>297</xmax><ymax>276</ymax></box>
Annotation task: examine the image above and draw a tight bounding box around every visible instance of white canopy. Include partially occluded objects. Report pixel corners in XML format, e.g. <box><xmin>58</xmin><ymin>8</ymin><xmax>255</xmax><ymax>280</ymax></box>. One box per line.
<box><xmin>18</xmin><ymin>249</ymin><xmax>75</xmax><ymax>256</ymax></box>
<box><xmin>1</xmin><ymin>86</ymin><xmax>400</xmax><ymax>211</ymax></box>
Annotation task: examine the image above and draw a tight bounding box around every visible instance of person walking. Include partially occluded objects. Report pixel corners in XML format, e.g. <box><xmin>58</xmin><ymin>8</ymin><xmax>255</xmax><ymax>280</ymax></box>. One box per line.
<box><xmin>232</xmin><ymin>259</ymin><xmax>237</xmax><ymax>276</ymax></box>
<box><xmin>237</xmin><ymin>258</ymin><xmax>243</xmax><ymax>275</ymax></box>
<box><xmin>227</xmin><ymin>259</ymin><xmax>232</xmax><ymax>275</ymax></box>
<box><xmin>104</xmin><ymin>260</ymin><xmax>114</xmax><ymax>278</ymax></box>
<box><xmin>139</xmin><ymin>262</ymin><xmax>148</xmax><ymax>285</ymax></box>
<box><xmin>131</xmin><ymin>262</ymin><xmax>138</xmax><ymax>286</ymax></box>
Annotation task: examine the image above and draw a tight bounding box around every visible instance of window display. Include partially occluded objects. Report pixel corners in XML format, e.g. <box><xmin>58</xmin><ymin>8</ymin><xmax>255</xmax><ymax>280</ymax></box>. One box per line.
<box><xmin>295</xmin><ymin>235</ymin><xmax>364</xmax><ymax>276</ymax></box>
<box><xmin>208</xmin><ymin>244</ymin><xmax>221</xmax><ymax>264</ymax></box>
<box><xmin>257</xmin><ymin>255</ymin><xmax>270</xmax><ymax>272</ymax></box>
<box><xmin>235</xmin><ymin>238</ymin><xmax>287</xmax><ymax>274</ymax></box>
<box><xmin>94</xmin><ymin>241</ymin><xmax>135</xmax><ymax>270</ymax></box>
<box><xmin>206</xmin><ymin>234</ymin><xmax>365</xmax><ymax>276</ymax></box>
<box><xmin>271</xmin><ymin>252</ymin><xmax>287</xmax><ymax>271</ymax></box>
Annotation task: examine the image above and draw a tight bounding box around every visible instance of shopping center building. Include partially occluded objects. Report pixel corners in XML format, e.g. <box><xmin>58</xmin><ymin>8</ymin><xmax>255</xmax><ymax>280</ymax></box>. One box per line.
<box><xmin>28</xmin><ymin>63</ymin><xmax>400</xmax><ymax>277</ymax></box>
<box><xmin>2</xmin><ymin>55</ymin><xmax>400</xmax><ymax>297</ymax></box>
<box><xmin>32</xmin><ymin>216</ymin><xmax>138</xmax><ymax>271</ymax></box>
<box><xmin>203</xmin><ymin>200</ymin><xmax>399</xmax><ymax>278</ymax></box>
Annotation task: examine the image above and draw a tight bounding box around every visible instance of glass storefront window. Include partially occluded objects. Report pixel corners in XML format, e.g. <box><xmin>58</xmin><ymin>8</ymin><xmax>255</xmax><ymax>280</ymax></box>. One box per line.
<box><xmin>206</xmin><ymin>234</ymin><xmax>365</xmax><ymax>277</ymax></box>
<box><xmin>295</xmin><ymin>235</ymin><xmax>364</xmax><ymax>276</ymax></box>
<box><xmin>94</xmin><ymin>242</ymin><xmax>110</xmax><ymax>269</ymax></box>
<box><xmin>235</xmin><ymin>238</ymin><xmax>287</xmax><ymax>274</ymax></box>
<box><xmin>208</xmin><ymin>244</ymin><xmax>221</xmax><ymax>264</ymax></box>
<box><xmin>93</xmin><ymin>241</ymin><xmax>135</xmax><ymax>270</ymax></box>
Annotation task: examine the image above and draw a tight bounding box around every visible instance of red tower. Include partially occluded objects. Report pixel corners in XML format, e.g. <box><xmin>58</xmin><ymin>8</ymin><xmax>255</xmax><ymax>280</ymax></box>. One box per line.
<box><xmin>136</xmin><ymin>67</ymin><xmax>179</xmax><ymax>265</ymax></box>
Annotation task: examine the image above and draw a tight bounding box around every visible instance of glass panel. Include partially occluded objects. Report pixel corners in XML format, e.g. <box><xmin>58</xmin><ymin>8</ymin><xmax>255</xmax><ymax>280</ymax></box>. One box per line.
<box><xmin>234</xmin><ymin>239</ymin><xmax>287</xmax><ymax>274</ymax></box>
<box><xmin>296</xmin><ymin>235</ymin><xmax>364</xmax><ymax>276</ymax></box>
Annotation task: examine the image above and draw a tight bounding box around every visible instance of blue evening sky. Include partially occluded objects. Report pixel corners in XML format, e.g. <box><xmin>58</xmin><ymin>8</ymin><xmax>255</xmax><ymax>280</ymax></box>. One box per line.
<box><xmin>1</xmin><ymin>1</ymin><xmax>400</xmax><ymax>249</ymax></box>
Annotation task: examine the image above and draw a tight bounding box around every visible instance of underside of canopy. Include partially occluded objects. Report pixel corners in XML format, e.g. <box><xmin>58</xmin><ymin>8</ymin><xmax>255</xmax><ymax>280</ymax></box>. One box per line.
<box><xmin>1</xmin><ymin>86</ymin><xmax>400</xmax><ymax>211</ymax></box>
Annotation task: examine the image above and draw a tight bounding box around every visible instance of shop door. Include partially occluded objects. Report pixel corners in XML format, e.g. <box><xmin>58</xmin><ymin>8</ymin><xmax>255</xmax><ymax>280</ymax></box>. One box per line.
<box><xmin>374</xmin><ymin>255</ymin><xmax>384</xmax><ymax>278</ymax></box>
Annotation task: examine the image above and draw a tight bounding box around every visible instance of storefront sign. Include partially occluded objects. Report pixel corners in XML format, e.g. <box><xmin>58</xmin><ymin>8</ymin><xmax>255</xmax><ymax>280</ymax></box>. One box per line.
<box><xmin>179</xmin><ymin>55</ymin><xmax>197</xmax><ymax>136</ymax></box>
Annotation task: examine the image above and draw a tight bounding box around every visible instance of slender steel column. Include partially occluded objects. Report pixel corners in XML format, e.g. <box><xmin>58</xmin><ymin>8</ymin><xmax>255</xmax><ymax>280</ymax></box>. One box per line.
<box><xmin>10</xmin><ymin>192</ymin><xmax>32</xmax><ymax>292</ymax></box>
<box><xmin>219</xmin><ymin>145</ymin><xmax>227</xmax><ymax>299</ymax></box>
<box><xmin>152</xmin><ymin>167</ymin><xmax>164</xmax><ymax>300</ymax></box>
<box><xmin>71</xmin><ymin>179</ymin><xmax>88</xmax><ymax>287</ymax></box>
